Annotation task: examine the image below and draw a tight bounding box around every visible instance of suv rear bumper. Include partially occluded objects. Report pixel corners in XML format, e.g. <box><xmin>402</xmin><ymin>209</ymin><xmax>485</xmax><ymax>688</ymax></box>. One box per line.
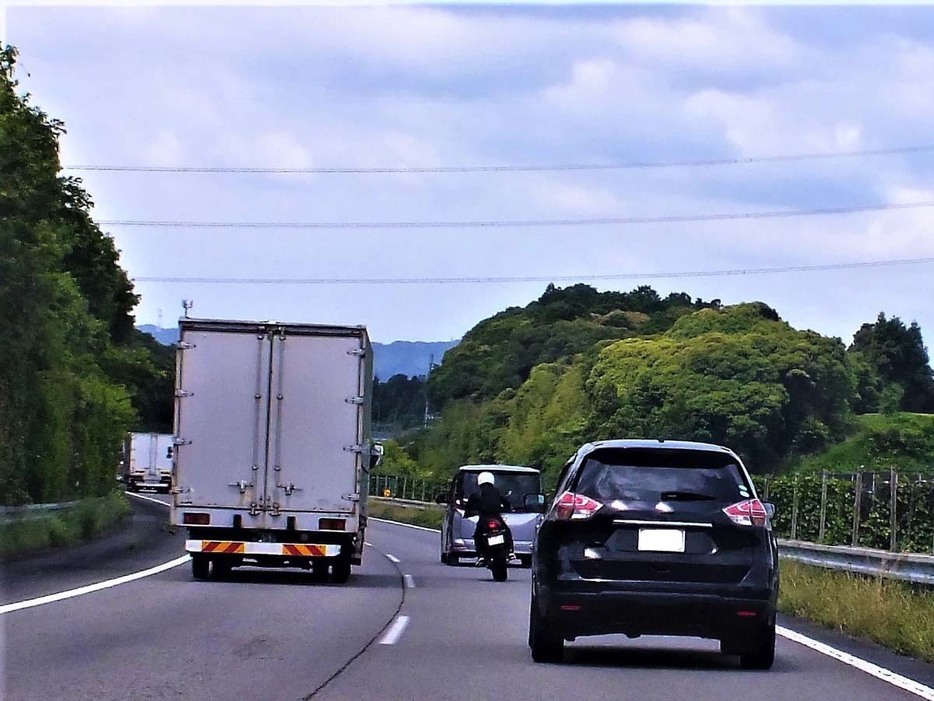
<box><xmin>540</xmin><ymin>587</ymin><xmax>775</xmax><ymax>641</ymax></box>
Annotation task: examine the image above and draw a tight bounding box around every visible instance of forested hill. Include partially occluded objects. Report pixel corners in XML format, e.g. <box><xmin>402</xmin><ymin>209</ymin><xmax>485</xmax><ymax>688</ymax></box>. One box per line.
<box><xmin>404</xmin><ymin>284</ymin><xmax>934</xmax><ymax>485</ymax></box>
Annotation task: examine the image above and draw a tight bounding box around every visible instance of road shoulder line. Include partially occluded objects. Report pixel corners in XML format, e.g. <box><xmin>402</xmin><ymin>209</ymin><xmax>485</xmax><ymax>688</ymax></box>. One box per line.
<box><xmin>0</xmin><ymin>555</ymin><xmax>190</xmax><ymax>615</ymax></box>
<box><xmin>777</xmin><ymin>626</ymin><xmax>934</xmax><ymax>700</ymax></box>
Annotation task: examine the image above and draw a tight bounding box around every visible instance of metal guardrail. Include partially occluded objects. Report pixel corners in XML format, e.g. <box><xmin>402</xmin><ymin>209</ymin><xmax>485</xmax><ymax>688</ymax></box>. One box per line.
<box><xmin>778</xmin><ymin>539</ymin><xmax>934</xmax><ymax>586</ymax></box>
<box><xmin>369</xmin><ymin>496</ymin><xmax>439</xmax><ymax>512</ymax></box>
<box><xmin>0</xmin><ymin>501</ymin><xmax>80</xmax><ymax>523</ymax></box>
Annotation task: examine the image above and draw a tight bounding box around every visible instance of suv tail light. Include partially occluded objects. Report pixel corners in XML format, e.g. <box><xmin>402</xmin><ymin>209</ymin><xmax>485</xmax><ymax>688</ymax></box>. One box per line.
<box><xmin>553</xmin><ymin>491</ymin><xmax>602</xmax><ymax>521</ymax></box>
<box><xmin>722</xmin><ymin>499</ymin><xmax>768</xmax><ymax>527</ymax></box>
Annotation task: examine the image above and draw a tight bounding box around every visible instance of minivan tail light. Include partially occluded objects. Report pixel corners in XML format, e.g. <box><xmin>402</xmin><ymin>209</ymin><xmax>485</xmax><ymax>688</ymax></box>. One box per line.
<box><xmin>553</xmin><ymin>491</ymin><xmax>602</xmax><ymax>521</ymax></box>
<box><xmin>723</xmin><ymin>499</ymin><xmax>768</xmax><ymax>527</ymax></box>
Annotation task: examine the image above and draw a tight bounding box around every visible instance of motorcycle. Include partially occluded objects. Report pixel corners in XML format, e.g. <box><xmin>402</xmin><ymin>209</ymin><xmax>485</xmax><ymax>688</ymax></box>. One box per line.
<box><xmin>475</xmin><ymin>514</ymin><xmax>512</xmax><ymax>582</ymax></box>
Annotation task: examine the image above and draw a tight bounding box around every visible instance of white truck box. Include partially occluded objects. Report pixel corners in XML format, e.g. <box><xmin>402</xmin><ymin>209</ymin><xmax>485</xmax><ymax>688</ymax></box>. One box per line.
<box><xmin>169</xmin><ymin>318</ymin><xmax>380</xmax><ymax>583</ymax></box>
<box><xmin>124</xmin><ymin>432</ymin><xmax>174</xmax><ymax>493</ymax></box>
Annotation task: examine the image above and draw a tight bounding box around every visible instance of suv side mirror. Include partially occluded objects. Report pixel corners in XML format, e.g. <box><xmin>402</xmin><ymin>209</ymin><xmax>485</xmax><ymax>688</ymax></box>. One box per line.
<box><xmin>764</xmin><ymin>502</ymin><xmax>776</xmax><ymax>519</ymax></box>
<box><xmin>524</xmin><ymin>493</ymin><xmax>547</xmax><ymax>513</ymax></box>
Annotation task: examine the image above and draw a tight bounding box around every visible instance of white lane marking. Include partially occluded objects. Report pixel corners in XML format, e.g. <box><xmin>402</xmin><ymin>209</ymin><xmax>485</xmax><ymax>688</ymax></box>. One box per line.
<box><xmin>778</xmin><ymin>626</ymin><xmax>934</xmax><ymax>701</ymax></box>
<box><xmin>364</xmin><ymin>542</ymin><xmax>373</xmax><ymax>547</ymax></box>
<box><xmin>0</xmin><ymin>556</ymin><xmax>191</xmax><ymax>616</ymax></box>
<box><xmin>126</xmin><ymin>492</ymin><xmax>171</xmax><ymax>507</ymax></box>
<box><xmin>403</xmin><ymin>574</ymin><xmax>415</xmax><ymax>589</ymax></box>
<box><xmin>385</xmin><ymin>554</ymin><xmax>401</xmax><ymax>564</ymax></box>
<box><xmin>378</xmin><ymin>615</ymin><xmax>410</xmax><ymax>645</ymax></box>
<box><xmin>370</xmin><ymin>517</ymin><xmax>439</xmax><ymax>533</ymax></box>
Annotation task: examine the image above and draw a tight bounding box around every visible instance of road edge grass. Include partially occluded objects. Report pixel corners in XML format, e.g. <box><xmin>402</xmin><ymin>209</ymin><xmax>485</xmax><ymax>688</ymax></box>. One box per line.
<box><xmin>778</xmin><ymin>559</ymin><xmax>934</xmax><ymax>663</ymax></box>
<box><xmin>367</xmin><ymin>500</ymin><xmax>443</xmax><ymax>530</ymax></box>
<box><xmin>369</xmin><ymin>499</ymin><xmax>934</xmax><ymax>663</ymax></box>
<box><xmin>0</xmin><ymin>491</ymin><xmax>132</xmax><ymax>561</ymax></box>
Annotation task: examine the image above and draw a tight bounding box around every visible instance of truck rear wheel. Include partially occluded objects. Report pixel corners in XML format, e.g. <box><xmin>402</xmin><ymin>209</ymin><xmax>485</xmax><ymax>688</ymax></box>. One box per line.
<box><xmin>331</xmin><ymin>559</ymin><xmax>351</xmax><ymax>584</ymax></box>
<box><xmin>191</xmin><ymin>555</ymin><xmax>209</xmax><ymax>580</ymax></box>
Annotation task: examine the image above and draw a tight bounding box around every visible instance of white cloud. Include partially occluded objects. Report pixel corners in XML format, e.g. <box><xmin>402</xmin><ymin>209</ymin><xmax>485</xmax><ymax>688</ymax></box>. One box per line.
<box><xmin>611</xmin><ymin>8</ymin><xmax>803</xmax><ymax>73</ymax></box>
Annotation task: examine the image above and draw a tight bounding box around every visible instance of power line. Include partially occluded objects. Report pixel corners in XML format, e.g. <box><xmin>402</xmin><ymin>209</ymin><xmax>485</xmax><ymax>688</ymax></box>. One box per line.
<box><xmin>131</xmin><ymin>256</ymin><xmax>934</xmax><ymax>285</ymax></box>
<box><xmin>64</xmin><ymin>143</ymin><xmax>934</xmax><ymax>174</ymax></box>
<box><xmin>100</xmin><ymin>201</ymin><xmax>934</xmax><ymax>230</ymax></box>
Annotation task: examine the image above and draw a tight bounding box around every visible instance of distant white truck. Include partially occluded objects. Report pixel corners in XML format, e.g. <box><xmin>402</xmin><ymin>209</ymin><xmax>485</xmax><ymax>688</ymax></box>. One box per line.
<box><xmin>169</xmin><ymin>318</ymin><xmax>382</xmax><ymax>583</ymax></box>
<box><xmin>123</xmin><ymin>432</ymin><xmax>174</xmax><ymax>493</ymax></box>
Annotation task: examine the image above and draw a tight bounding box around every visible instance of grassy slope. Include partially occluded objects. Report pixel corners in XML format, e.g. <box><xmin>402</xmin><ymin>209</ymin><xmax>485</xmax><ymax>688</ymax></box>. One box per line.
<box><xmin>793</xmin><ymin>412</ymin><xmax>934</xmax><ymax>473</ymax></box>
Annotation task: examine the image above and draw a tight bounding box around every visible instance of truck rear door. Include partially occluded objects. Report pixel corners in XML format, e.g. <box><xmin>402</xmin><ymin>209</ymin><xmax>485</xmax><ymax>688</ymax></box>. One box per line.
<box><xmin>265</xmin><ymin>330</ymin><xmax>364</xmax><ymax>515</ymax></box>
<box><xmin>176</xmin><ymin>327</ymin><xmax>271</xmax><ymax>511</ymax></box>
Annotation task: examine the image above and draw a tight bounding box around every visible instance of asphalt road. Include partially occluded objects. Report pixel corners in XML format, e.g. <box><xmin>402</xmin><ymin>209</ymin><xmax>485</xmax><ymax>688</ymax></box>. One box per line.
<box><xmin>2</xmin><ymin>495</ymin><xmax>933</xmax><ymax>701</ymax></box>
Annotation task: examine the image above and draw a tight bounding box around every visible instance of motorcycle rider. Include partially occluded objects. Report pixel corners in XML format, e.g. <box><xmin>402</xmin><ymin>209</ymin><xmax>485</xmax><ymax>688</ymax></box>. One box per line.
<box><xmin>464</xmin><ymin>471</ymin><xmax>515</xmax><ymax>564</ymax></box>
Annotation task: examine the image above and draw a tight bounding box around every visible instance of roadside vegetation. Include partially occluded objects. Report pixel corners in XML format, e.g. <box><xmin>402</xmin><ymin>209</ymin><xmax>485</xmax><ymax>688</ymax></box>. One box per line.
<box><xmin>1</xmin><ymin>47</ymin><xmax>174</xmax><ymax>508</ymax></box>
<box><xmin>0</xmin><ymin>491</ymin><xmax>132</xmax><ymax>560</ymax></box>
<box><xmin>367</xmin><ymin>499</ymin><xmax>443</xmax><ymax>530</ymax></box>
<box><xmin>779</xmin><ymin>560</ymin><xmax>934</xmax><ymax>663</ymax></box>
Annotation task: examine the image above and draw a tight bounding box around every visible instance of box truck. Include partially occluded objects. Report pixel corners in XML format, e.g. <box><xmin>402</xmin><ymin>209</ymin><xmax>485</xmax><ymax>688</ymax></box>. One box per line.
<box><xmin>123</xmin><ymin>432</ymin><xmax>174</xmax><ymax>493</ymax></box>
<box><xmin>169</xmin><ymin>319</ymin><xmax>381</xmax><ymax>583</ymax></box>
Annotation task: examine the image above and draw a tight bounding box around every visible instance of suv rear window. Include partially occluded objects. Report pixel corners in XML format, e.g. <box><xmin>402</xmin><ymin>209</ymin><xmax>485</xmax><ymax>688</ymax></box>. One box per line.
<box><xmin>576</xmin><ymin>448</ymin><xmax>750</xmax><ymax>504</ymax></box>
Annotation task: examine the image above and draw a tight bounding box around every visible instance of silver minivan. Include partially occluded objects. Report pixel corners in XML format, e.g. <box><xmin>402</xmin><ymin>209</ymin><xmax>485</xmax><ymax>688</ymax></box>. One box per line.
<box><xmin>438</xmin><ymin>464</ymin><xmax>545</xmax><ymax>568</ymax></box>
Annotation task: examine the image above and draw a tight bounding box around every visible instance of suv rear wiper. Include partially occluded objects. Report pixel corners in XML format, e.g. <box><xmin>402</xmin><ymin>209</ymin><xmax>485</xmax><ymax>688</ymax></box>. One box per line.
<box><xmin>660</xmin><ymin>491</ymin><xmax>717</xmax><ymax>502</ymax></box>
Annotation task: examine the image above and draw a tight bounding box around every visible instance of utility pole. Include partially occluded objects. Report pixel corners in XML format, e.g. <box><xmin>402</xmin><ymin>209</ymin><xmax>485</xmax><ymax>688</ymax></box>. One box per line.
<box><xmin>181</xmin><ymin>299</ymin><xmax>194</xmax><ymax>318</ymax></box>
<box><xmin>423</xmin><ymin>353</ymin><xmax>434</xmax><ymax>427</ymax></box>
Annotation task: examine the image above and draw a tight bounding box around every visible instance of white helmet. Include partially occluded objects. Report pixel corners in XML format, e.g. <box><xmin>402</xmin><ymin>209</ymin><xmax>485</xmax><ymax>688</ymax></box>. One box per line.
<box><xmin>477</xmin><ymin>471</ymin><xmax>495</xmax><ymax>486</ymax></box>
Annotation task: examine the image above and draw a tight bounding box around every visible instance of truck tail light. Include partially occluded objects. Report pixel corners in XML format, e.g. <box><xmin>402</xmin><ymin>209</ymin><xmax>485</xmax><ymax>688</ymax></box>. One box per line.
<box><xmin>553</xmin><ymin>491</ymin><xmax>602</xmax><ymax>521</ymax></box>
<box><xmin>319</xmin><ymin>518</ymin><xmax>346</xmax><ymax>531</ymax></box>
<box><xmin>723</xmin><ymin>499</ymin><xmax>768</xmax><ymax>527</ymax></box>
<box><xmin>183</xmin><ymin>512</ymin><xmax>210</xmax><ymax>525</ymax></box>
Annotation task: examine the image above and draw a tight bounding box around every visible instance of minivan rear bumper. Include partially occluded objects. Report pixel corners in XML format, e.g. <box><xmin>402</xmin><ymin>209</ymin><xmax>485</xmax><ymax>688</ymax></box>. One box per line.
<box><xmin>453</xmin><ymin>538</ymin><xmax>533</xmax><ymax>556</ymax></box>
<box><xmin>542</xmin><ymin>587</ymin><xmax>776</xmax><ymax>641</ymax></box>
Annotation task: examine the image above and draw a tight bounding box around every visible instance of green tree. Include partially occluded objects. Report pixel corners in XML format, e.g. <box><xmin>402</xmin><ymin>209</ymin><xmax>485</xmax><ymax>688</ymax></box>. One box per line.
<box><xmin>849</xmin><ymin>313</ymin><xmax>934</xmax><ymax>413</ymax></box>
<box><xmin>0</xmin><ymin>46</ymin><xmax>156</xmax><ymax>503</ymax></box>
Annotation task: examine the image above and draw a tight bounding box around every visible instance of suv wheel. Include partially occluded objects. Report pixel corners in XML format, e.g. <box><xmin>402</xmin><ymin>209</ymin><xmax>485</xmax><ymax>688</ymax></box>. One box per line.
<box><xmin>528</xmin><ymin>596</ymin><xmax>563</xmax><ymax>663</ymax></box>
<box><xmin>740</xmin><ymin>622</ymin><xmax>776</xmax><ymax>670</ymax></box>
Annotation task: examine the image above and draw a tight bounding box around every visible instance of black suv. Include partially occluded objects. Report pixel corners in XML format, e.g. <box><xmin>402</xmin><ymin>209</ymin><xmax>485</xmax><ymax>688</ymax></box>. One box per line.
<box><xmin>529</xmin><ymin>439</ymin><xmax>778</xmax><ymax>669</ymax></box>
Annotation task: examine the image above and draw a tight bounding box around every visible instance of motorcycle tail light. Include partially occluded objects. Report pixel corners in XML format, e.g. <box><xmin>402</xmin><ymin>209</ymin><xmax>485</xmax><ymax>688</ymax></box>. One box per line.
<box><xmin>487</xmin><ymin>519</ymin><xmax>500</xmax><ymax>529</ymax></box>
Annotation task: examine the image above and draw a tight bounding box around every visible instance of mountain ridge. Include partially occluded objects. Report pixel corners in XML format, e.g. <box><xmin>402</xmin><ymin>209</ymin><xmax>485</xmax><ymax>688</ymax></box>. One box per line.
<box><xmin>136</xmin><ymin>325</ymin><xmax>458</xmax><ymax>379</ymax></box>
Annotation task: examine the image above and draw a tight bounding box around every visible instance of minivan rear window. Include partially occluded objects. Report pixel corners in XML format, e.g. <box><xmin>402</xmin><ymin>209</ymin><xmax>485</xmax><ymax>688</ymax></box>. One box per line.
<box><xmin>458</xmin><ymin>472</ymin><xmax>541</xmax><ymax>511</ymax></box>
<box><xmin>576</xmin><ymin>448</ymin><xmax>750</xmax><ymax>504</ymax></box>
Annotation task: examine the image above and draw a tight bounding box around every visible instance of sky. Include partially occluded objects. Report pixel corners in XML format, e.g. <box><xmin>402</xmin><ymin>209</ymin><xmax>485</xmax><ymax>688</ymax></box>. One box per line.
<box><xmin>5</xmin><ymin>3</ymin><xmax>934</xmax><ymax>346</ymax></box>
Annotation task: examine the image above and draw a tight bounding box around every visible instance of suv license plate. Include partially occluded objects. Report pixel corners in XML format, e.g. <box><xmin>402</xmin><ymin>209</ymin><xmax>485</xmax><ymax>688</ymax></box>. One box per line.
<box><xmin>488</xmin><ymin>534</ymin><xmax>505</xmax><ymax>546</ymax></box>
<box><xmin>638</xmin><ymin>529</ymin><xmax>685</xmax><ymax>553</ymax></box>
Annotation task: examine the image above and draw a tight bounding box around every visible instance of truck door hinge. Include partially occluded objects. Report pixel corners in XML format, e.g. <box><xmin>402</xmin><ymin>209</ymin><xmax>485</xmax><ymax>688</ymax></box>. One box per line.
<box><xmin>175</xmin><ymin>389</ymin><xmax>194</xmax><ymax>398</ymax></box>
<box><xmin>343</xmin><ymin>444</ymin><xmax>365</xmax><ymax>454</ymax></box>
<box><xmin>228</xmin><ymin>480</ymin><xmax>251</xmax><ymax>494</ymax></box>
<box><xmin>249</xmin><ymin>502</ymin><xmax>260</xmax><ymax>516</ymax></box>
<box><xmin>347</xmin><ymin>348</ymin><xmax>366</xmax><ymax>357</ymax></box>
<box><xmin>342</xmin><ymin>493</ymin><xmax>361</xmax><ymax>502</ymax></box>
<box><xmin>345</xmin><ymin>396</ymin><xmax>365</xmax><ymax>405</ymax></box>
<box><xmin>173</xmin><ymin>438</ymin><xmax>192</xmax><ymax>446</ymax></box>
<box><xmin>278</xmin><ymin>483</ymin><xmax>301</xmax><ymax>496</ymax></box>
<box><xmin>177</xmin><ymin>342</ymin><xmax>196</xmax><ymax>350</ymax></box>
